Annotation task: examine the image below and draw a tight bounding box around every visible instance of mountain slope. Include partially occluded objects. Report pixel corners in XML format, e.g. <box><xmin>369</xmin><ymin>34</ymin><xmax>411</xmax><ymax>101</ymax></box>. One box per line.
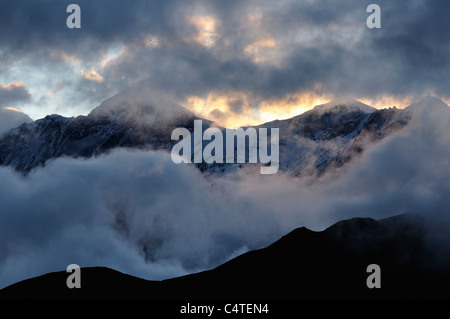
<box><xmin>1</xmin><ymin>214</ymin><xmax>449</xmax><ymax>299</ymax></box>
<box><xmin>248</xmin><ymin>98</ymin><xmax>411</xmax><ymax>177</ymax></box>
<box><xmin>0</xmin><ymin>91</ymin><xmax>199</xmax><ymax>173</ymax></box>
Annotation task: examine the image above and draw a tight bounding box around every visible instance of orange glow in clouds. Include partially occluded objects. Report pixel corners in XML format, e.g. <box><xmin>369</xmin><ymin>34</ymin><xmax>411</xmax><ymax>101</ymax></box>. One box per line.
<box><xmin>0</xmin><ymin>81</ymin><xmax>27</xmax><ymax>91</ymax></box>
<box><xmin>258</xmin><ymin>92</ymin><xmax>333</xmax><ymax>123</ymax></box>
<box><xmin>189</xmin><ymin>15</ymin><xmax>219</xmax><ymax>47</ymax></box>
<box><xmin>183</xmin><ymin>91</ymin><xmax>445</xmax><ymax>129</ymax></box>
<box><xmin>359</xmin><ymin>95</ymin><xmax>418</xmax><ymax>110</ymax></box>
<box><xmin>185</xmin><ymin>92</ymin><xmax>257</xmax><ymax>128</ymax></box>
<box><xmin>81</xmin><ymin>68</ymin><xmax>105</xmax><ymax>83</ymax></box>
<box><xmin>2</xmin><ymin>107</ymin><xmax>23</xmax><ymax>113</ymax></box>
<box><xmin>244</xmin><ymin>37</ymin><xmax>277</xmax><ymax>64</ymax></box>
<box><xmin>184</xmin><ymin>91</ymin><xmax>333</xmax><ymax>128</ymax></box>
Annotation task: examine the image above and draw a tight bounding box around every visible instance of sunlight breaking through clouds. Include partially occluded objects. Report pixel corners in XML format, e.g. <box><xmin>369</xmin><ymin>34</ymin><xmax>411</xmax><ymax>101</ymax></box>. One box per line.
<box><xmin>81</xmin><ymin>67</ymin><xmax>106</xmax><ymax>83</ymax></box>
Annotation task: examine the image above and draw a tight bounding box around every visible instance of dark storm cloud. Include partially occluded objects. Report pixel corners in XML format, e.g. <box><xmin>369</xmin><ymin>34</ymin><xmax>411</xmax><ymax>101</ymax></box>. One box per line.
<box><xmin>362</xmin><ymin>0</ymin><xmax>450</xmax><ymax>97</ymax></box>
<box><xmin>0</xmin><ymin>0</ymin><xmax>171</xmax><ymax>57</ymax></box>
<box><xmin>134</xmin><ymin>0</ymin><xmax>450</xmax><ymax>102</ymax></box>
<box><xmin>0</xmin><ymin>0</ymin><xmax>448</xmax><ymax>113</ymax></box>
<box><xmin>223</xmin><ymin>0</ymin><xmax>450</xmax><ymax>100</ymax></box>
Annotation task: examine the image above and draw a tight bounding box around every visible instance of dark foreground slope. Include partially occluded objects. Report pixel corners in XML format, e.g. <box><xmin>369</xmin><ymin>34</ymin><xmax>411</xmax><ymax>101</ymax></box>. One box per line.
<box><xmin>1</xmin><ymin>214</ymin><xmax>449</xmax><ymax>299</ymax></box>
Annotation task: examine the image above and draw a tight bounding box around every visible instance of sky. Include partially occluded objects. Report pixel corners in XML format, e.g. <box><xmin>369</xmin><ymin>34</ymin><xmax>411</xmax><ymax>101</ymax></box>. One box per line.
<box><xmin>0</xmin><ymin>0</ymin><xmax>449</xmax><ymax>128</ymax></box>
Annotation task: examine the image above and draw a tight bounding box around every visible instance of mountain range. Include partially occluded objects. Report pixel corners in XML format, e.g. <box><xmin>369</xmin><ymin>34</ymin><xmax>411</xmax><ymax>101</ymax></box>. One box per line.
<box><xmin>1</xmin><ymin>92</ymin><xmax>446</xmax><ymax>178</ymax></box>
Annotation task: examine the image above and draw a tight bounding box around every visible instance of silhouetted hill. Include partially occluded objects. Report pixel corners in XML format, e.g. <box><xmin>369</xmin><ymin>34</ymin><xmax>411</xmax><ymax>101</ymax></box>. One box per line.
<box><xmin>1</xmin><ymin>214</ymin><xmax>449</xmax><ymax>299</ymax></box>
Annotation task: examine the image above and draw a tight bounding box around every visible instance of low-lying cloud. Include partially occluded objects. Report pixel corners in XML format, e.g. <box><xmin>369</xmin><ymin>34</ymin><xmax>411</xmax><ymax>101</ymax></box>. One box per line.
<box><xmin>1</xmin><ymin>104</ymin><xmax>450</xmax><ymax>289</ymax></box>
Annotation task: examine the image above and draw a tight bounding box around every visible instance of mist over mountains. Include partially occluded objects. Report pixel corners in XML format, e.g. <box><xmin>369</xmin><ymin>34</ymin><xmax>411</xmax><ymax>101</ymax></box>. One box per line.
<box><xmin>0</xmin><ymin>107</ymin><xmax>32</xmax><ymax>135</ymax></box>
<box><xmin>0</xmin><ymin>93</ymin><xmax>449</xmax><ymax>292</ymax></box>
<box><xmin>0</xmin><ymin>89</ymin><xmax>414</xmax><ymax>177</ymax></box>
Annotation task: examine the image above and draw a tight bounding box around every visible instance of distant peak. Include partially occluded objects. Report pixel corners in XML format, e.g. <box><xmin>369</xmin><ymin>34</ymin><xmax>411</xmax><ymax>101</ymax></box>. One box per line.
<box><xmin>418</xmin><ymin>95</ymin><xmax>447</xmax><ymax>105</ymax></box>
<box><xmin>312</xmin><ymin>98</ymin><xmax>376</xmax><ymax>114</ymax></box>
<box><xmin>406</xmin><ymin>95</ymin><xmax>449</xmax><ymax>112</ymax></box>
<box><xmin>329</xmin><ymin>97</ymin><xmax>361</xmax><ymax>105</ymax></box>
<box><xmin>88</xmin><ymin>85</ymin><xmax>194</xmax><ymax>125</ymax></box>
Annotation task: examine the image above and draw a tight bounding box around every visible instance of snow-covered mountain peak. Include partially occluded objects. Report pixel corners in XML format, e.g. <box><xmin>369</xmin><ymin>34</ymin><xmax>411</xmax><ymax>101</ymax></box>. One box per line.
<box><xmin>0</xmin><ymin>107</ymin><xmax>33</xmax><ymax>135</ymax></box>
<box><xmin>406</xmin><ymin>95</ymin><xmax>449</xmax><ymax>112</ymax></box>
<box><xmin>312</xmin><ymin>98</ymin><xmax>376</xmax><ymax>114</ymax></box>
<box><xmin>88</xmin><ymin>86</ymin><xmax>194</xmax><ymax>127</ymax></box>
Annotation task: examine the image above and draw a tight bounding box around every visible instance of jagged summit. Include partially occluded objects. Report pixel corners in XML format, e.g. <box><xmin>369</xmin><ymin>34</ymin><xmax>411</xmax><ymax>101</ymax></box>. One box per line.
<box><xmin>282</xmin><ymin>97</ymin><xmax>378</xmax><ymax>143</ymax></box>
